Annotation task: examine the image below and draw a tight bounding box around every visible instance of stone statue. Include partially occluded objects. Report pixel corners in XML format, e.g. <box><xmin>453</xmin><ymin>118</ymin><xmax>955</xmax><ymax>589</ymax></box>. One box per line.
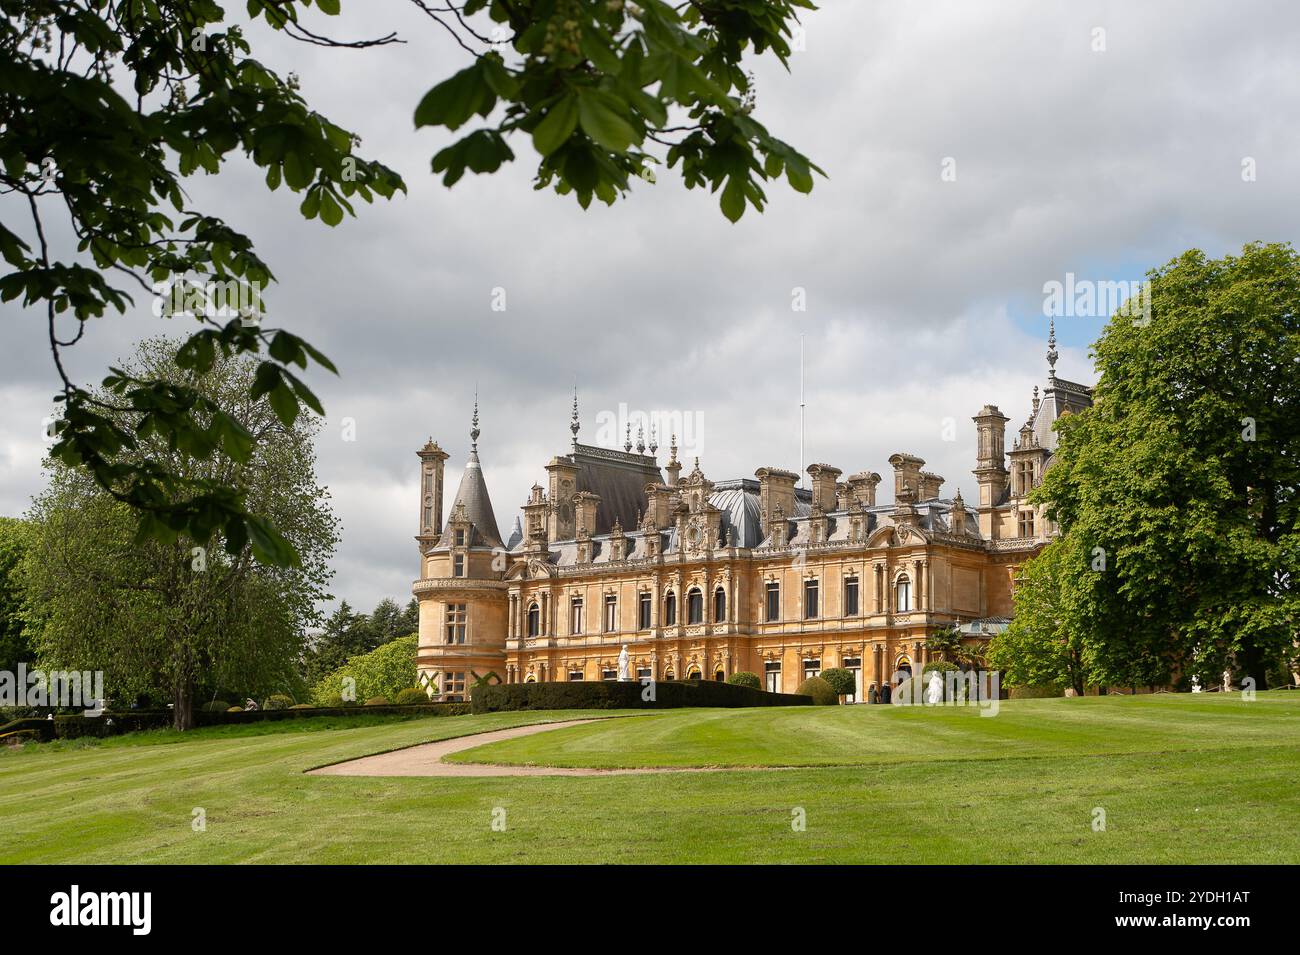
<box><xmin>925</xmin><ymin>670</ymin><xmax>944</xmax><ymax>705</ymax></box>
<box><xmin>617</xmin><ymin>645</ymin><xmax>631</xmax><ymax>682</ymax></box>
<box><xmin>1222</xmin><ymin>669</ymin><xmax>1232</xmax><ymax>693</ymax></box>
<box><xmin>1191</xmin><ymin>675</ymin><xmax>1202</xmax><ymax>693</ymax></box>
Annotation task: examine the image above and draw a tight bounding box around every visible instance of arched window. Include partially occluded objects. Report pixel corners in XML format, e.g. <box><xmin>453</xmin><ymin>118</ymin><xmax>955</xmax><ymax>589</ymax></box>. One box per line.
<box><xmin>526</xmin><ymin>602</ymin><xmax>540</xmax><ymax>638</ymax></box>
<box><xmin>664</xmin><ymin>591</ymin><xmax>677</xmax><ymax>626</ymax></box>
<box><xmin>687</xmin><ymin>587</ymin><xmax>704</xmax><ymax>624</ymax></box>
<box><xmin>714</xmin><ymin>668</ymin><xmax>725</xmax><ymax>682</ymax></box>
<box><xmin>895</xmin><ymin>575</ymin><xmax>911</xmax><ymax>612</ymax></box>
<box><xmin>713</xmin><ymin>586</ymin><xmax>727</xmax><ymax>623</ymax></box>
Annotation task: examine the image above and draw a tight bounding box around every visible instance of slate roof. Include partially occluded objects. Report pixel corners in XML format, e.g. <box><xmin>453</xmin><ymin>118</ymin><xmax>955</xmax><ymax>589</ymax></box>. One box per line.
<box><xmin>1030</xmin><ymin>376</ymin><xmax>1093</xmax><ymax>451</ymax></box>
<box><xmin>443</xmin><ymin>449</ymin><xmax>502</xmax><ymax>548</ymax></box>
<box><xmin>571</xmin><ymin>443</ymin><xmax>664</xmax><ymax>534</ymax></box>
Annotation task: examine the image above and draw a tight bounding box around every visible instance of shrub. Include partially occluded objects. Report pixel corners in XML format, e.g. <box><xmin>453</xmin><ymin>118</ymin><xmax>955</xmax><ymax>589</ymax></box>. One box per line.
<box><xmin>472</xmin><ymin>680</ymin><xmax>810</xmax><ymax>713</ymax></box>
<box><xmin>200</xmin><ymin>700</ymin><xmax>232</xmax><ymax>713</ymax></box>
<box><xmin>364</xmin><ymin>696</ymin><xmax>391</xmax><ymax>706</ymax></box>
<box><xmin>310</xmin><ymin>635</ymin><xmax>418</xmax><ymax>706</ymax></box>
<box><xmin>819</xmin><ymin>668</ymin><xmax>855</xmax><ymax>698</ymax></box>
<box><xmin>726</xmin><ymin>671</ymin><xmax>761</xmax><ymax>690</ymax></box>
<box><xmin>264</xmin><ymin>694</ymin><xmax>294</xmax><ymax>710</ymax></box>
<box><xmin>226</xmin><ymin>705</ymin><xmax>243</xmax><ymax>712</ymax></box>
<box><xmin>795</xmin><ymin>676</ymin><xmax>838</xmax><ymax>705</ymax></box>
<box><xmin>394</xmin><ymin>687</ymin><xmax>429</xmax><ymax>705</ymax></box>
<box><xmin>923</xmin><ymin>660</ymin><xmax>959</xmax><ymax>674</ymax></box>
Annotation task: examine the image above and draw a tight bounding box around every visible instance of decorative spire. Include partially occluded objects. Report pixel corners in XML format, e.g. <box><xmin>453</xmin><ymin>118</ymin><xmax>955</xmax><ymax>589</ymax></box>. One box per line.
<box><xmin>636</xmin><ymin>423</ymin><xmax>646</xmax><ymax>454</ymax></box>
<box><xmin>569</xmin><ymin>387</ymin><xmax>580</xmax><ymax>451</ymax></box>
<box><xmin>470</xmin><ymin>391</ymin><xmax>480</xmax><ymax>452</ymax></box>
<box><xmin>669</xmin><ymin>434</ymin><xmax>678</xmax><ymax>464</ymax></box>
<box><xmin>1046</xmin><ymin>319</ymin><xmax>1058</xmax><ymax>380</ymax></box>
<box><xmin>624</xmin><ymin>422</ymin><xmax>632</xmax><ymax>453</ymax></box>
<box><xmin>1032</xmin><ymin>384</ymin><xmax>1040</xmax><ymax>415</ymax></box>
<box><xmin>648</xmin><ymin>425</ymin><xmax>658</xmax><ymax>455</ymax></box>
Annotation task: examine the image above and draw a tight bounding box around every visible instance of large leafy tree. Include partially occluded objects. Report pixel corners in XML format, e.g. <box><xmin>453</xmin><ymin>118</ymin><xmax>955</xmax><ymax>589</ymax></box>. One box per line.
<box><xmin>20</xmin><ymin>337</ymin><xmax>338</xmax><ymax>728</ymax></box>
<box><xmin>0</xmin><ymin>517</ymin><xmax>33</xmax><ymax>675</ymax></box>
<box><xmin>1035</xmin><ymin>242</ymin><xmax>1300</xmax><ymax>690</ymax></box>
<box><xmin>1</xmin><ymin>0</ymin><xmax>821</xmax><ymax>567</ymax></box>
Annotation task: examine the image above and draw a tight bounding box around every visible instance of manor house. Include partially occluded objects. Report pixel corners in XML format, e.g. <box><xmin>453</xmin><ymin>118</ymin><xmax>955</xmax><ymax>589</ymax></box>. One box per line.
<box><xmin>412</xmin><ymin>330</ymin><xmax>1091</xmax><ymax>702</ymax></box>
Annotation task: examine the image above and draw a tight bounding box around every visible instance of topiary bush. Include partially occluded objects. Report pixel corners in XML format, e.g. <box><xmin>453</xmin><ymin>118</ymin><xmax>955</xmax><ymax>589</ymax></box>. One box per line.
<box><xmin>394</xmin><ymin>687</ymin><xmax>429</xmax><ymax>705</ymax></box>
<box><xmin>819</xmin><ymin>668</ymin><xmax>855</xmax><ymax>699</ymax></box>
<box><xmin>264</xmin><ymin>694</ymin><xmax>294</xmax><ymax>710</ymax></box>
<box><xmin>795</xmin><ymin>676</ymin><xmax>838</xmax><ymax>705</ymax></box>
<box><xmin>364</xmin><ymin>696</ymin><xmax>391</xmax><ymax>706</ymax></box>
<box><xmin>726</xmin><ymin>671</ymin><xmax>761</xmax><ymax>690</ymax></box>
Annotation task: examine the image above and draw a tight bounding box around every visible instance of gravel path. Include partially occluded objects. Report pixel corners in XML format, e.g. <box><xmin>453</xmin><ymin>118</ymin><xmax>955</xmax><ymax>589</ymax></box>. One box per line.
<box><xmin>307</xmin><ymin>718</ymin><xmax>703</xmax><ymax>777</ymax></box>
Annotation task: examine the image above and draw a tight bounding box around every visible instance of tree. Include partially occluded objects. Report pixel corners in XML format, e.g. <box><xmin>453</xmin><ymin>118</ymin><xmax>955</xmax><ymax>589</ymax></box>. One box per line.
<box><xmin>310</xmin><ymin>634</ymin><xmax>418</xmax><ymax>706</ymax></box>
<box><xmin>726</xmin><ymin>670</ymin><xmax>760</xmax><ymax>690</ymax></box>
<box><xmin>21</xmin><ymin>337</ymin><xmax>337</xmax><ymax>728</ymax></box>
<box><xmin>818</xmin><ymin>667</ymin><xmax>854</xmax><ymax>699</ymax></box>
<box><xmin>2</xmin><ymin>0</ymin><xmax>822</xmax><ymax>568</ymax></box>
<box><xmin>0</xmin><ymin>517</ymin><xmax>33</xmax><ymax>674</ymax></box>
<box><xmin>1034</xmin><ymin>242</ymin><xmax>1300</xmax><ymax>690</ymax></box>
<box><xmin>985</xmin><ymin>540</ymin><xmax>1091</xmax><ymax>694</ymax></box>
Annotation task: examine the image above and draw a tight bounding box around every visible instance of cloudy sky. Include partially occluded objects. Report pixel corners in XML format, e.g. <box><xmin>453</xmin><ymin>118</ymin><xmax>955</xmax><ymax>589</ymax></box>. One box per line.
<box><xmin>4</xmin><ymin>0</ymin><xmax>1299</xmax><ymax>613</ymax></box>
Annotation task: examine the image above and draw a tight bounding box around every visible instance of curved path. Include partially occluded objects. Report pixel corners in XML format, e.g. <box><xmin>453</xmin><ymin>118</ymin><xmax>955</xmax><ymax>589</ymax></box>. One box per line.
<box><xmin>308</xmin><ymin>719</ymin><xmax>717</xmax><ymax>778</ymax></box>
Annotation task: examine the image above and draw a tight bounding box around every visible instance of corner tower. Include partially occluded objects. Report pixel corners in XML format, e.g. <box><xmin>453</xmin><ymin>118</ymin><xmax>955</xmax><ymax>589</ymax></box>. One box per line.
<box><xmin>413</xmin><ymin>400</ymin><xmax>509</xmax><ymax>701</ymax></box>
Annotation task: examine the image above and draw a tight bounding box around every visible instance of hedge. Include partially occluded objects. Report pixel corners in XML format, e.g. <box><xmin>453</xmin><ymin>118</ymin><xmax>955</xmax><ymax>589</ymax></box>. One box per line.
<box><xmin>471</xmin><ymin>679</ymin><xmax>811</xmax><ymax>713</ymax></box>
<box><xmin>0</xmin><ymin>701</ymin><xmax>472</xmax><ymax>743</ymax></box>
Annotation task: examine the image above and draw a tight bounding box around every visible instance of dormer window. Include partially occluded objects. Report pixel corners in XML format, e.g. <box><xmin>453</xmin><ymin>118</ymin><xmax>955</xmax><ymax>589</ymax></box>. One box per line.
<box><xmin>454</xmin><ymin>528</ymin><xmax>466</xmax><ymax>546</ymax></box>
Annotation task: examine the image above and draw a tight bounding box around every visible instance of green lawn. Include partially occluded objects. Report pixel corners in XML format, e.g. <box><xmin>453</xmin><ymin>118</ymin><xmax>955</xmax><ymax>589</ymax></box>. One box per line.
<box><xmin>2</xmin><ymin>694</ymin><xmax>1297</xmax><ymax>864</ymax></box>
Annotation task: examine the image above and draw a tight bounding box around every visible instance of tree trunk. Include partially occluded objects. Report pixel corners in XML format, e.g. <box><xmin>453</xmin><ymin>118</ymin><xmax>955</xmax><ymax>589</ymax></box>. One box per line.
<box><xmin>173</xmin><ymin>678</ymin><xmax>194</xmax><ymax>731</ymax></box>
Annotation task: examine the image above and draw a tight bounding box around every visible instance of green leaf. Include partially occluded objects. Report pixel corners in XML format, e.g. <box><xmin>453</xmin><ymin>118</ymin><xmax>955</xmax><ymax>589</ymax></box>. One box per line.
<box><xmin>532</xmin><ymin>95</ymin><xmax>579</xmax><ymax>156</ymax></box>
<box><xmin>414</xmin><ymin>64</ymin><xmax>494</xmax><ymax>132</ymax></box>
<box><xmin>577</xmin><ymin>90</ymin><xmax>639</xmax><ymax>153</ymax></box>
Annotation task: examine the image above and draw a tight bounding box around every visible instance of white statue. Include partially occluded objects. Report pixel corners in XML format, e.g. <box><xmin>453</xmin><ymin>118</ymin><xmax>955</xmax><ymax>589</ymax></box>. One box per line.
<box><xmin>925</xmin><ymin>670</ymin><xmax>944</xmax><ymax>705</ymax></box>
<box><xmin>617</xmin><ymin>645</ymin><xmax>631</xmax><ymax>682</ymax></box>
<box><xmin>1191</xmin><ymin>675</ymin><xmax>1202</xmax><ymax>693</ymax></box>
<box><xmin>1222</xmin><ymin>669</ymin><xmax>1232</xmax><ymax>693</ymax></box>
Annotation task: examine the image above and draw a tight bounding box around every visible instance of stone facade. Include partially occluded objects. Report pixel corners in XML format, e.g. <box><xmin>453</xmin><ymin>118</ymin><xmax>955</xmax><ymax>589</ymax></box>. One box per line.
<box><xmin>414</xmin><ymin>333</ymin><xmax>1092</xmax><ymax>702</ymax></box>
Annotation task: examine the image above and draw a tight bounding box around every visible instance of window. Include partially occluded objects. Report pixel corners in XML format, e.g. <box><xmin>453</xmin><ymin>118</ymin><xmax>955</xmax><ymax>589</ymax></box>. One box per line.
<box><xmin>1018</xmin><ymin>509</ymin><xmax>1035</xmax><ymax>537</ymax></box>
<box><xmin>442</xmin><ymin>671</ymin><xmax>466</xmax><ymax>701</ymax></box>
<box><xmin>454</xmin><ymin>528</ymin><xmax>465</xmax><ymax>546</ymax></box>
<box><xmin>687</xmin><ymin>666</ymin><xmax>702</xmax><ymax>682</ymax></box>
<box><xmin>636</xmin><ymin>666</ymin><xmax>652</xmax><ymax>681</ymax></box>
<box><xmin>638</xmin><ymin>592</ymin><xmax>652</xmax><ymax>630</ymax></box>
<box><xmin>570</xmin><ymin>596</ymin><xmax>584</xmax><ymax>635</ymax></box>
<box><xmin>804</xmin><ymin>578</ymin><xmax>819</xmax><ymax>619</ymax></box>
<box><xmin>765</xmin><ymin>660</ymin><xmax>781</xmax><ymax>693</ymax></box>
<box><xmin>527</xmin><ymin>602</ymin><xmax>540</xmax><ymax>638</ymax></box>
<box><xmin>765</xmin><ymin>582</ymin><xmax>780</xmax><ymax>622</ymax></box>
<box><xmin>842</xmin><ymin>656</ymin><xmax>863</xmax><ymax>703</ymax></box>
<box><xmin>601</xmin><ymin>667</ymin><xmax>617</xmax><ymax>681</ymax></box>
<box><xmin>664</xmin><ymin>592</ymin><xmax>677</xmax><ymax>626</ymax></box>
<box><xmin>714</xmin><ymin>669</ymin><xmax>726</xmax><ymax>682</ymax></box>
<box><xmin>604</xmin><ymin>594</ymin><xmax>617</xmax><ymax>633</ymax></box>
<box><xmin>803</xmin><ymin>658</ymin><xmax>821</xmax><ymax>681</ymax></box>
<box><xmin>844</xmin><ymin>576</ymin><xmax>859</xmax><ymax>616</ymax></box>
<box><xmin>713</xmin><ymin>587</ymin><xmax>727</xmax><ymax>623</ymax></box>
<box><xmin>444</xmin><ymin>604</ymin><xmax>466</xmax><ymax>644</ymax></box>
<box><xmin>687</xmin><ymin>588</ymin><xmax>703</xmax><ymax>624</ymax></box>
<box><xmin>568</xmin><ymin>669</ymin><xmax>584</xmax><ymax>682</ymax></box>
<box><xmin>895</xmin><ymin>576</ymin><xmax>911</xmax><ymax>612</ymax></box>
<box><xmin>452</xmin><ymin>554</ymin><xmax>465</xmax><ymax>577</ymax></box>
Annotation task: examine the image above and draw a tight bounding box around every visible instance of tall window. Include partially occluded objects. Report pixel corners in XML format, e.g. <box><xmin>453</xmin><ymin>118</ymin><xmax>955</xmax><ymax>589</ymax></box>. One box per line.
<box><xmin>687</xmin><ymin>588</ymin><xmax>704</xmax><ymax>625</ymax></box>
<box><xmin>713</xmin><ymin>587</ymin><xmax>727</xmax><ymax>623</ymax></box>
<box><xmin>664</xmin><ymin>592</ymin><xmax>677</xmax><ymax>626</ymax></box>
<box><xmin>765</xmin><ymin>582</ymin><xmax>780</xmax><ymax>622</ymax></box>
<box><xmin>803</xmin><ymin>658</ymin><xmax>821</xmax><ymax>681</ymax></box>
<box><xmin>1018</xmin><ymin>509</ymin><xmax>1035</xmax><ymax>537</ymax></box>
<box><xmin>895</xmin><ymin>575</ymin><xmax>911</xmax><ymax>612</ymax></box>
<box><xmin>527</xmin><ymin>602</ymin><xmax>540</xmax><ymax>637</ymax></box>
<box><xmin>454</xmin><ymin>529</ymin><xmax>465</xmax><ymax>546</ymax></box>
<box><xmin>844</xmin><ymin>576</ymin><xmax>860</xmax><ymax>616</ymax></box>
<box><xmin>453</xmin><ymin>554</ymin><xmax>465</xmax><ymax>577</ymax></box>
<box><xmin>570</xmin><ymin>596</ymin><xmax>584</xmax><ymax>635</ymax></box>
<box><xmin>765</xmin><ymin>660</ymin><xmax>781</xmax><ymax>693</ymax></box>
<box><xmin>804</xmin><ymin>578</ymin><xmax>819</xmax><ymax>620</ymax></box>
<box><xmin>444</xmin><ymin>603</ymin><xmax>466</xmax><ymax>644</ymax></box>
<box><xmin>603</xmin><ymin>594</ymin><xmax>617</xmax><ymax>633</ymax></box>
<box><xmin>841</xmin><ymin>656</ymin><xmax>863</xmax><ymax>702</ymax></box>
<box><xmin>638</xmin><ymin>592</ymin><xmax>652</xmax><ymax>630</ymax></box>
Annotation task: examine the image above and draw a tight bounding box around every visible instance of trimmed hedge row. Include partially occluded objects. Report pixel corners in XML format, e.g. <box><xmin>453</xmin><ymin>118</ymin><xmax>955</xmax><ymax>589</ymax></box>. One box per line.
<box><xmin>0</xmin><ymin>701</ymin><xmax>471</xmax><ymax>743</ymax></box>
<box><xmin>471</xmin><ymin>679</ymin><xmax>812</xmax><ymax>713</ymax></box>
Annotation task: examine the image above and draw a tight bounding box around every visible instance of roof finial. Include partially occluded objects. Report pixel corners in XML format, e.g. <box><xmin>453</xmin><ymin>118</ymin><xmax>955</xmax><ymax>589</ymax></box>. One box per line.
<box><xmin>570</xmin><ymin>386</ymin><xmax>580</xmax><ymax>452</ymax></box>
<box><xmin>1047</xmin><ymin>319</ymin><xmax>1059</xmax><ymax>380</ymax></box>
<box><xmin>648</xmin><ymin>425</ymin><xmax>658</xmax><ymax>455</ymax></box>
<box><xmin>469</xmin><ymin>389</ymin><xmax>481</xmax><ymax>452</ymax></box>
<box><xmin>624</xmin><ymin>421</ymin><xmax>632</xmax><ymax>453</ymax></box>
<box><xmin>636</xmin><ymin>423</ymin><xmax>646</xmax><ymax>455</ymax></box>
<box><xmin>669</xmin><ymin>433</ymin><xmax>678</xmax><ymax>464</ymax></box>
